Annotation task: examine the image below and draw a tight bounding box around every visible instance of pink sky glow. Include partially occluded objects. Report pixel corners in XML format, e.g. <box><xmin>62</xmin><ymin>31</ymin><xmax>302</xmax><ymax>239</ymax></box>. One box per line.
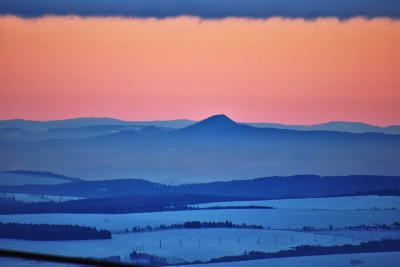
<box><xmin>0</xmin><ymin>16</ymin><xmax>399</xmax><ymax>125</ymax></box>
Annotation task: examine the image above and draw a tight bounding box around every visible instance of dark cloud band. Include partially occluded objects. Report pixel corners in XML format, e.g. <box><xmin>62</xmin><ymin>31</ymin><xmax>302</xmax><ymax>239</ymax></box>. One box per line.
<box><xmin>0</xmin><ymin>0</ymin><xmax>399</xmax><ymax>20</ymax></box>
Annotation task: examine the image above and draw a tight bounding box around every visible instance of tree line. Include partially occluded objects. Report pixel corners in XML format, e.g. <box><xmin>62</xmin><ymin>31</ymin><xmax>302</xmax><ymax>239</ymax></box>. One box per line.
<box><xmin>301</xmin><ymin>222</ymin><xmax>400</xmax><ymax>232</ymax></box>
<box><xmin>0</xmin><ymin>196</ymin><xmax>273</xmax><ymax>215</ymax></box>
<box><xmin>184</xmin><ymin>239</ymin><xmax>400</xmax><ymax>265</ymax></box>
<box><xmin>129</xmin><ymin>220</ymin><xmax>263</xmax><ymax>233</ymax></box>
<box><xmin>0</xmin><ymin>222</ymin><xmax>111</xmax><ymax>240</ymax></box>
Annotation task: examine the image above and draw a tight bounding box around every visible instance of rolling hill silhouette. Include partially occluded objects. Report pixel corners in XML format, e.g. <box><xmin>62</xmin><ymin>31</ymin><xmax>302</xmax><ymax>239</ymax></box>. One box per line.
<box><xmin>0</xmin><ymin>115</ymin><xmax>399</xmax><ymax>181</ymax></box>
<box><xmin>1</xmin><ymin>174</ymin><xmax>399</xmax><ymax>199</ymax></box>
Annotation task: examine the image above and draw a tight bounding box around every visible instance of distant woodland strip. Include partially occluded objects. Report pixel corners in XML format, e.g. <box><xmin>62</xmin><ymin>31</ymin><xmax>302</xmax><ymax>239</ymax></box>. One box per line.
<box><xmin>126</xmin><ymin>220</ymin><xmax>264</xmax><ymax>233</ymax></box>
<box><xmin>177</xmin><ymin>239</ymin><xmax>400</xmax><ymax>265</ymax></box>
<box><xmin>0</xmin><ymin>222</ymin><xmax>111</xmax><ymax>240</ymax></box>
<box><xmin>0</xmin><ymin>196</ymin><xmax>272</xmax><ymax>215</ymax></box>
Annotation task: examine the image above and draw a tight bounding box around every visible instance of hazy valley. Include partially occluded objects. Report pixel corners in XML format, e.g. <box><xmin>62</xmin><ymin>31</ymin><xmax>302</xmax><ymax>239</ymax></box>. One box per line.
<box><xmin>1</xmin><ymin>115</ymin><xmax>399</xmax><ymax>182</ymax></box>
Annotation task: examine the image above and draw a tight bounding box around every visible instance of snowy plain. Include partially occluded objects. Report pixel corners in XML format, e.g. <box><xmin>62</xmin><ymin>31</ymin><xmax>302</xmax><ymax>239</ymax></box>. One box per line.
<box><xmin>0</xmin><ymin>195</ymin><xmax>399</xmax><ymax>264</ymax></box>
<box><xmin>183</xmin><ymin>251</ymin><xmax>400</xmax><ymax>267</ymax></box>
<box><xmin>1</xmin><ymin>251</ymin><xmax>399</xmax><ymax>267</ymax></box>
<box><xmin>1</xmin><ymin>208</ymin><xmax>398</xmax><ymax>233</ymax></box>
<box><xmin>1</xmin><ymin>228</ymin><xmax>399</xmax><ymax>263</ymax></box>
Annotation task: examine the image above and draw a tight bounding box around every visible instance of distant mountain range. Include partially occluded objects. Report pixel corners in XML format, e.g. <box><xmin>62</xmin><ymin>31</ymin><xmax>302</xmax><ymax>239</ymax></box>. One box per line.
<box><xmin>246</xmin><ymin>121</ymin><xmax>400</xmax><ymax>135</ymax></box>
<box><xmin>0</xmin><ymin>117</ymin><xmax>195</xmax><ymax>132</ymax></box>
<box><xmin>1</xmin><ymin>116</ymin><xmax>399</xmax><ymax>134</ymax></box>
<box><xmin>0</xmin><ymin>115</ymin><xmax>399</xmax><ymax>181</ymax></box>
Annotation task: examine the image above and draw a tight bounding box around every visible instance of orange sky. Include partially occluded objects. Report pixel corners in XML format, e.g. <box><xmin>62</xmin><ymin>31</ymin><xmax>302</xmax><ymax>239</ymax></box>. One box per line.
<box><xmin>0</xmin><ymin>16</ymin><xmax>399</xmax><ymax>125</ymax></box>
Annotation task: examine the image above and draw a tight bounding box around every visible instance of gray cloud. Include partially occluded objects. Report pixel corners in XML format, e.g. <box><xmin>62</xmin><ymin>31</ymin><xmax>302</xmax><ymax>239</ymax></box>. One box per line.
<box><xmin>0</xmin><ymin>0</ymin><xmax>399</xmax><ymax>20</ymax></box>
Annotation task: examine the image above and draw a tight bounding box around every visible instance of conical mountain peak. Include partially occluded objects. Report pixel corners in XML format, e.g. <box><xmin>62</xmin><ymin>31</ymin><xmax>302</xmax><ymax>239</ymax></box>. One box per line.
<box><xmin>183</xmin><ymin>114</ymin><xmax>238</xmax><ymax>132</ymax></box>
<box><xmin>201</xmin><ymin>114</ymin><xmax>237</xmax><ymax>125</ymax></box>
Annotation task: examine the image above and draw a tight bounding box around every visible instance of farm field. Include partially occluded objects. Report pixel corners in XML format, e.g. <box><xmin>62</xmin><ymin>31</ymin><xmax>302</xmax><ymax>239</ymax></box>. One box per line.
<box><xmin>1</xmin><ymin>208</ymin><xmax>398</xmax><ymax>233</ymax></box>
<box><xmin>184</xmin><ymin>251</ymin><xmax>400</xmax><ymax>267</ymax></box>
<box><xmin>0</xmin><ymin>195</ymin><xmax>399</xmax><ymax>264</ymax></box>
<box><xmin>0</xmin><ymin>258</ymin><xmax>80</xmax><ymax>267</ymax></box>
<box><xmin>1</xmin><ymin>228</ymin><xmax>399</xmax><ymax>263</ymax></box>
<box><xmin>1</xmin><ymin>251</ymin><xmax>399</xmax><ymax>267</ymax></box>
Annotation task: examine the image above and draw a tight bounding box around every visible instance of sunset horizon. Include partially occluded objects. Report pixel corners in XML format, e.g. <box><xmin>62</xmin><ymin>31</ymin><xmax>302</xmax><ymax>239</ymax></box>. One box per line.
<box><xmin>1</xmin><ymin>113</ymin><xmax>400</xmax><ymax>128</ymax></box>
<box><xmin>1</xmin><ymin>14</ymin><xmax>399</xmax><ymax>127</ymax></box>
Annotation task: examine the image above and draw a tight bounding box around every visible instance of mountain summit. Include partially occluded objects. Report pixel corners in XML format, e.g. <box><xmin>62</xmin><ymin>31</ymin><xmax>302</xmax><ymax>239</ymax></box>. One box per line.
<box><xmin>183</xmin><ymin>114</ymin><xmax>238</xmax><ymax>132</ymax></box>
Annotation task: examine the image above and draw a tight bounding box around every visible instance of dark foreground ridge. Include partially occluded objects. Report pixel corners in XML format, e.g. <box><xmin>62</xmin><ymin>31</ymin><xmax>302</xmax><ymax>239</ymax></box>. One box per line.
<box><xmin>0</xmin><ymin>249</ymin><xmax>140</xmax><ymax>267</ymax></box>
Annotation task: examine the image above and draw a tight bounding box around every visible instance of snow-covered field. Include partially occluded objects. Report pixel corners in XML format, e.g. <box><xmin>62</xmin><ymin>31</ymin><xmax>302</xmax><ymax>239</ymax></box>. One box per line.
<box><xmin>1</xmin><ymin>251</ymin><xmax>399</xmax><ymax>267</ymax></box>
<box><xmin>184</xmin><ymin>251</ymin><xmax>400</xmax><ymax>267</ymax></box>
<box><xmin>0</xmin><ymin>258</ymin><xmax>80</xmax><ymax>267</ymax></box>
<box><xmin>0</xmin><ymin>195</ymin><xmax>399</xmax><ymax>265</ymax></box>
<box><xmin>2</xmin><ymin>228</ymin><xmax>399</xmax><ymax>263</ymax></box>
<box><xmin>193</xmin><ymin>195</ymin><xmax>400</xmax><ymax>210</ymax></box>
<box><xmin>1</xmin><ymin>193</ymin><xmax>82</xmax><ymax>203</ymax></box>
<box><xmin>1</xmin><ymin>209</ymin><xmax>398</xmax><ymax>233</ymax></box>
